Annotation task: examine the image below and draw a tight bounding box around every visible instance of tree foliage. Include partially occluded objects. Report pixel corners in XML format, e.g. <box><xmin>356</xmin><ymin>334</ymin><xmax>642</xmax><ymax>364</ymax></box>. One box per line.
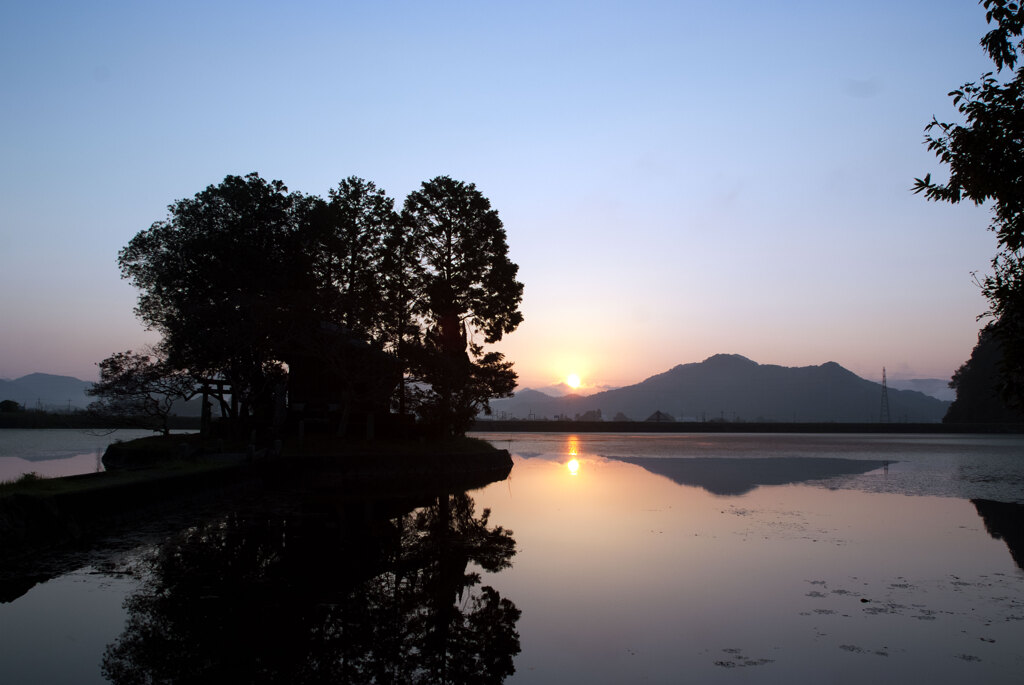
<box><xmin>118</xmin><ymin>174</ymin><xmax>309</xmax><ymax>427</ymax></box>
<box><xmin>944</xmin><ymin>324</ymin><xmax>1022</xmax><ymax>423</ymax></box>
<box><xmin>402</xmin><ymin>177</ymin><xmax>524</xmax><ymax>435</ymax></box>
<box><xmin>914</xmin><ymin>0</ymin><xmax>1024</xmax><ymax>411</ymax></box>
<box><xmin>403</xmin><ymin>176</ymin><xmax>524</xmax><ymax>344</ymax></box>
<box><xmin>0</xmin><ymin>399</ymin><xmax>23</xmax><ymax>413</ymax></box>
<box><xmin>305</xmin><ymin>176</ymin><xmax>398</xmax><ymax>336</ymax></box>
<box><xmin>115</xmin><ymin>172</ymin><xmax>523</xmax><ymax>437</ymax></box>
<box><xmin>87</xmin><ymin>349</ymin><xmax>197</xmax><ymax>435</ymax></box>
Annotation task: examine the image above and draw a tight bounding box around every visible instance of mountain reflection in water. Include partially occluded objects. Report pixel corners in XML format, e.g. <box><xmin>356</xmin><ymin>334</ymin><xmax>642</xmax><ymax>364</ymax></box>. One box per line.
<box><xmin>607</xmin><ymin>456</ymin><xmax>890</xmax><ymax>496</ymax></box>
<box><xmin>100</xmin><ymin>488</ymin><xmax>520</xmax><ymax>684</ymax></box>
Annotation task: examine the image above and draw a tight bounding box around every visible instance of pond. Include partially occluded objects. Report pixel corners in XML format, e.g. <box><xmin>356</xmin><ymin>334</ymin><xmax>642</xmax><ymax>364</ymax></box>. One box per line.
<box><xmin>1</xmin><ymin>432</ymin><xmax>1022</xmax><ymax>683</ymax></box>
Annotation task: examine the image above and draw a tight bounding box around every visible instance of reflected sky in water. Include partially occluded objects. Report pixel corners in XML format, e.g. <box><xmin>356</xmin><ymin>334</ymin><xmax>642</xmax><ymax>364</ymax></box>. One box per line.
<box><xmin>471</xmin><ymin>432</ymin><xmax>1024</xmax><ymax>683</ymax></box>
<box><xmin>1</xmin><ymin>432</ymin><xmax>1024</xmax><ymax>683</ymax></box>
<box><xmin>483</xmin><ymin>432</ymin><xmax>1024</xmax><ymax>502</ymax></box>
<box><xmin>0</xmin><ymin>429</ymin><xmax>197</xmax><ymax>481</ymax></box>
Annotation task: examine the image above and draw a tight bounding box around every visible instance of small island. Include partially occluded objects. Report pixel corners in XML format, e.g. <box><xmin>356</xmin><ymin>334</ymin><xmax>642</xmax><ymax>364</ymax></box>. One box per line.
<box><xmin>1</xmin><ymin>173</ymin><xmax>524</xmax><ymax>557</ymax></box>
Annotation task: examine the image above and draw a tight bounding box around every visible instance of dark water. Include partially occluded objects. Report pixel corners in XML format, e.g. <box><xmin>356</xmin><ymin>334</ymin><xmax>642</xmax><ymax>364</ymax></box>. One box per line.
<box><xmin>1</xmin><ymin>432</ymin><xmax>1023</xmax><ymax>683</ymax></box>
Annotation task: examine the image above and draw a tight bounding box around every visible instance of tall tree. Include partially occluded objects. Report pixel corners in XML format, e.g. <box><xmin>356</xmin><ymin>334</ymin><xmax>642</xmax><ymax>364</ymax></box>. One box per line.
<box><xmin>118</xmin><ymin>173</ymin><xmax>309</xmax><ymax>428</ymax></box>
<box><xmin>379</xmin><ymin>216</ymin><xmax>426</xmax><ymax>416</ymax></box>
<box><xmin>914</xmin><ymin>0</ymin><xmax>1024</xmax><ymax>411</ymax></box>
<box><xmin>117</xmin><ymin>172</ymin><xmax>524</xmax><ymax>437</ymax></box>
<box><xmin>314</xmin><ymin>176</ymin><xmax>398</xmax><ymax>337</ymax></box>
<box><xmin>402</xmin><ymin>177</ymin><xmax>524</xmax><ymax>435</ymax></box>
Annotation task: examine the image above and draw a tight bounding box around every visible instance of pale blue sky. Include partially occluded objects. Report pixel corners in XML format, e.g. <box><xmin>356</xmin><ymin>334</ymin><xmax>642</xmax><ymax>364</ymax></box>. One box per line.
<box><xmin>0</xmin><ymin>0</ymin><xmax>1002</xmax><ymax>389</ymax></box>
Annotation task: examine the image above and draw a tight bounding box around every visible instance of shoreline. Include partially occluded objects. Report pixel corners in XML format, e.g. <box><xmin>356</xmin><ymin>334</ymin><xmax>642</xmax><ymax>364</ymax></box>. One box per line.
<box><xmin>0</xmin><ymin>448</ymin><xmax>512</xmax><ymax>560</ymax></box>
<box><xmin>470</xmin><ymin>419</ymin><xmax>1024</xmax><ymax>434</ymax></box>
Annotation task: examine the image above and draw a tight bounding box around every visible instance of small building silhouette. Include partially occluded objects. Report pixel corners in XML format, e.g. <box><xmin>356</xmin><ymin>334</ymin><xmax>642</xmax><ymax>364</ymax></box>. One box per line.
<box><xmin>285</xmin><ymin>323</ymin><xmax>400</xmax><ymax>439</ymax></box>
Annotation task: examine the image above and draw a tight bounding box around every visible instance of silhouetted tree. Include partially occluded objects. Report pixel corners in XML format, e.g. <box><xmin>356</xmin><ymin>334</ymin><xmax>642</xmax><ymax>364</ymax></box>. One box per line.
<box><xmin>87</xmin><ymin>349</ymin><xmax>197</xmax><ymax>435</ymax></box>
<box><xmin>915</xmin><ymin>0</ymin><xmax>1024</xmax><ymax>409</ymax></box>
<box><xmin>309</xmin><ymin>176</ymin><xmax>399</xmax><ymax>336</ymax></box>
<box><xmin>944</xmin><ymin>324</ymin><xmax>1023</xmax><ymax>422</ymax></box>
<box><xmin>402</xmin><ymin>177</ymin><xmax>523</xmax><ymax>436</ymax></box>
<box><xmin>0</xmin><ymin>399</ymin><xmax>21</xmax><ymax>413</ymax></box>
<box><xmin>118</xmin><ymin>173</ymin><xmax>310</xmax><ymax>431</ymax></box>
<box><xmin>379</xmin><ymin>213</ymin><xmax>427</xmax><ymax>417</ymax></box>
<box><xmin>117</xmin><ymin>172</ymin><xmax>523</xmax><ymax>438</ymax></box>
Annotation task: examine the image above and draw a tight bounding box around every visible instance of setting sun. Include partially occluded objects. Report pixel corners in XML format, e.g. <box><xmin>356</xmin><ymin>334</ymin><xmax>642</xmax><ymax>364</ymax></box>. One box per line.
<box><xmin>566</xmin><ymin>373</ymin><xmax>581</xmax><ymax>389</ymax></box>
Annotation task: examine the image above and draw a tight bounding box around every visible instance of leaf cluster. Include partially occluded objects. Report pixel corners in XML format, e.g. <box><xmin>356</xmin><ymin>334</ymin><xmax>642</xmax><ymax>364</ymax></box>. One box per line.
<box><xmin>913</xmin><ymin>1</ymin><xmax>1024</xmax><ymax>251</ymax></box>
<box><xmin>116</xmin><ymin>172</ymin><xmax>523</xmax><ymax>434</ymax></box>
<box><xmin>403</xmin><ymin>176</ymin><xmax>524</xmax><ymax>344</ymax></box>
<box><xmin>87</xmin><ymin>349</ymin><xmax>197</xmax><ymax>435</ymax></box>
<box><xmin>915</xmin><ymin>0</ymin><xmax>1024</xmax><ymax>410</ymax></box>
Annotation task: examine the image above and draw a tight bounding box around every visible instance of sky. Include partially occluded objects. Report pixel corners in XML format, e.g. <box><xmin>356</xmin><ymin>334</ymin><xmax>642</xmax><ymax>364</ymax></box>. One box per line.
<box><xmin>0</xmin><ymin>0</ymin><xmax>1006</xmax><ymax>392</ymax></box>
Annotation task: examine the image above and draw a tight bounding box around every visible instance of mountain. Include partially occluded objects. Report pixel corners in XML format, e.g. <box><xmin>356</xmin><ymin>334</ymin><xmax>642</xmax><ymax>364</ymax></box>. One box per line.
<box><xmin>0</xmin><ymin>373</ymin><xmax>207</xmax><ymax>416</ymax></box>
<box><xmin>609</xmin><ymin>456</ymin><xmax>891</xmax><ymax>496</ymax></box>
<box><xmin>0</xmin><ymin>373</ymin><xmax>94</xmax><ymax>411</ymax></box>
<box><xmin>486</xmin><ymin>354</ymin><xmax>950</xmax><ymax>423</ymax></box>
<box><xmin>531</xmin><ymin>382</ymin><xmax>619</xmax><ymax>397</ymax></box>
<box><xmin>888</xmin><ymin>378</ymin><xmax>955</xmax><ymax>402</ymax></box>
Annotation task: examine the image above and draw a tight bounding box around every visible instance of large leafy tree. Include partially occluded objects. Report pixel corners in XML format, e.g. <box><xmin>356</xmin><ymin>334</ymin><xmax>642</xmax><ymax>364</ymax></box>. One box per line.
<box><xmin>402</xmin><ymin>177</ymin><xmax>524</xmax><ymax>436</ymax></box>
<box><xmin>914</xmin><ymin>0</ymin><xmax>1024</xmax><ymax>411</ymax></box>
<box><xmin>378</xmin><ymin>214</ymin><xmax>427</xmax><ymax>416</ymax></box>
<box><xmin>117</xmin><ymin>172</ymin><xmax>523</xmax><ymax>437</ymax></box>
<box><xmin>118</xmin><ymin>173</ymin><xmax>311</xmax><ymax>427</ymax></box>
<box><xmin>288</xmin><ymin>178</ymin><xmax>404</xmax><ymax>433</ymax></box>
<box><xmin>309</xmin><ymin>176</ymin><xmax>398</xmax><ymax>337</ymax></box>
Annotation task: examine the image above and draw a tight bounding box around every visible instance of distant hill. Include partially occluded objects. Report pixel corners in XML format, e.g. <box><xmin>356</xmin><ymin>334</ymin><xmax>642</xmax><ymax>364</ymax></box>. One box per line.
<box><xmin>0</xmin><ymin>373</ymin><xmax>205</xmax><ymax>416</ymax></box>
<box><xmin>0</xmin><ymin>373</ymin><xmax>94</xmax><ymax>411</ymax></box>
<box><xmin>487</xmin><ymin>354</ymin><xmax>950</xmax><ymax>423</ymax></box>
<box><xmin>888</xmin><ymin>378</ymin><xmax>955</xmax><ymax>402</ymax></box>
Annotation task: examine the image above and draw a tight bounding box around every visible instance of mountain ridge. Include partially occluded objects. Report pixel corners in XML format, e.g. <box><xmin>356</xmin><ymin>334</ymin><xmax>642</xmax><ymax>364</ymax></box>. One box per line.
<box><xmin>3</xmin><ymin>358</ymin><xmax>952</xmax><ymax>423</ymax></box>
<box><xmin>0</xmin><ymin>372</ymin><xmax>206</xmax><ymax>416</ymax></box>
<box><xmin>0</xmin><ymin>373</ymin><xmax>94</xmax><ymax>411</ymax></box>
<box><xmin>490</xmin><ymin>355</ymin><xmax>949</xmax><ymax>423</ymax></box>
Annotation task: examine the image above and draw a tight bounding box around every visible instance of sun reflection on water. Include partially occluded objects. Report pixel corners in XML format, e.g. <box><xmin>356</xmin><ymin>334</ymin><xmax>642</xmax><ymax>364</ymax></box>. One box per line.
<box><xmin>565</xmin><ymin>435</ymin><xmax>582</xmax><ymax>475</ymax></box>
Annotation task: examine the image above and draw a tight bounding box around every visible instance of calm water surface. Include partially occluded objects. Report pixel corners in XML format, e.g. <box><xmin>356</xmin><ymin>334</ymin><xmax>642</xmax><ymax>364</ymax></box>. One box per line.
<box><xmin>474</xmin><ymin>433</ymin><xmax>1024</xmax><ymax>683</ymax></box>
<box><xmin>0</xmin><ymin>429</ymin><xmax>196</xmax><ymax>481</ymax></box>
<box><xmin>1</xmin><ymin>431</ymin><xmax>1022</xmax><ymax>683</ymax></box>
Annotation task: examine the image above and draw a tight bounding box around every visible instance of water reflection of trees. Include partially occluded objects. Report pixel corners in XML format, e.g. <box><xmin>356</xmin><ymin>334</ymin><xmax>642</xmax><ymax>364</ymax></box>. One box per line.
<box><xmin>973</xmin><ymin>498</ymin><xmax>1024</xmax><ymax>572</ymax></box>
<box><xmin>102</xmin><ymin>491</ymin><xmax>520</xmax><ymax>684</ymax></box>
